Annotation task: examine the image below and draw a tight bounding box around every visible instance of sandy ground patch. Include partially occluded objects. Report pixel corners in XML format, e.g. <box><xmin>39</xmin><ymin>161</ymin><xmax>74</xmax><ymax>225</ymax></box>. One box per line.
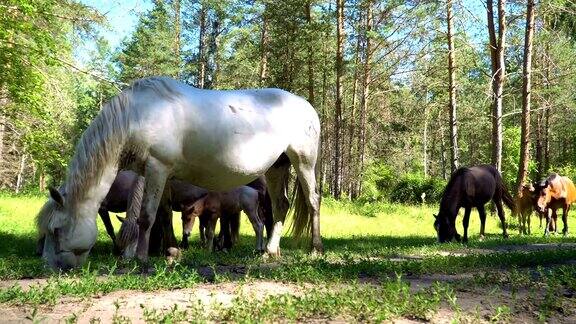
<box><xmin>1</xmin><ymin>280</ymin><xmax>303</xmax><ymax>323</ymax></box>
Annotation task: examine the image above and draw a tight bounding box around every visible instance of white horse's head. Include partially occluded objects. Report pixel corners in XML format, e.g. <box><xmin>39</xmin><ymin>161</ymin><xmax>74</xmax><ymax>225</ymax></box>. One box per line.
<box><xmin>38</xmin><ymin>187</ymin><xmax>98</xmax><ymax>270</ymax></box>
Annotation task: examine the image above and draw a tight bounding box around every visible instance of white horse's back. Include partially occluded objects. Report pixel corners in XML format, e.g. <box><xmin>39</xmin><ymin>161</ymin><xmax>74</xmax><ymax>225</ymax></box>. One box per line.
<box><xmin>128</xmin><ymin>78</ymin><xmax>319</xmax><ymax>190</ymax></box>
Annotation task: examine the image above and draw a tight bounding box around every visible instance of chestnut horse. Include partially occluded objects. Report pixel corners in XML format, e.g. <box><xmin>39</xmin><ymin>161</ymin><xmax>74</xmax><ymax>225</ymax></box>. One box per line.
<box><xmin>533</xmin><ymin>174</ymin><xmax>576</xmax><ymax>236</ymax></box>
<box><xmin>434</xmin><ymin>165</ymin><xmax>513</xmax><ymax>243</ymax></box>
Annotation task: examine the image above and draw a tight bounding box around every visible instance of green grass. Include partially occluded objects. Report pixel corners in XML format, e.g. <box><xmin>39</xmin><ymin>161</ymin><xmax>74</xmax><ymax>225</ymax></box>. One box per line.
<box><xmin>1</xmin><ymin>193</ymin><xmax>576</xmax><ymax>321</ymax></box>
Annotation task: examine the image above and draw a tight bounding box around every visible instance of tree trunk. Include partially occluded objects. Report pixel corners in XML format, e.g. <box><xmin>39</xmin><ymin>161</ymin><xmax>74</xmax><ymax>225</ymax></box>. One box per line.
<box><xmin>198</xmin><ymin>5</ymin><xmax>207</xmax><ymax>89</ymax></box>
<box><xmin>39</xmin><ymin>171</ymin><xmax>46</xmax><ymax>192</ymax></box>
<box><xmin>447</xmin><ymin>0</ymin><xmax>459</xmax><ymax>173</ymax></box>
<box><xmin>15</xmin><ymin>153</ymin><xmax>26</xmax><ymax>193</ymax></box>
<box><xmin>0</xmin><ymin>114</ymin><xmax>4</xmax><ymax>177</ymax></box>
<box><xmin>306</xmin><ymin>1</ymin><xmax>315</xmax><ymax>106</ymax></box>
<box><xmin>318</xmin><ymin>62</ymin><xmax>328</xmax><ymax>199</ymax></box>
<box><xmin>357</xmin><ymin>0</ymin><xmax>373</xmax><ymax>196</ymax></box>
<box><xmin>543</xmin><ymin>42</ymin><xmax>551</xmax><ymax>174</ymax></box>
<box><xmin>487</xmin><ymin>0</ymin><xmax>507</xmax><ymax>171</ymax></box>
<box><xmin>535</xmin><ymin>107</ymin><xmax>544</xmax><ymax>178</ymax></box>
<box><xmin>440</xmin><ymin>124</ymin><xmax>448</xmax><ymax>180</ymax></box>
<box><xmin>333</xmin><ymin>0</ymin><xmax>345</xmax><ymax>198</ymax></box>
<box><xmin>173</xmin><ymin>0</ymin><xmax>181</xmax><ymax>78</ymax></box>
<box><xmin>209</xmin><ymin>19</ymin><xmax>221</xmax><ymax>88</ymax></box>
<box><xmin>515</xmin><ymin>0</ymin><xmax>535</xmax><ymax>193</ymax></box>
<box><xmin>423</xmin><ymin>86</ymin><xmax>429</xmax><ymax>178</ymax></box>
<box><xmin>259</xmin><ymin>8</ymin><xmax>269</xmax><ymax>86</ymax></box>
<box><xmin>347</xmin><ymin>20</ymin><xmax>362</xmax><ymax>199</ymax></box>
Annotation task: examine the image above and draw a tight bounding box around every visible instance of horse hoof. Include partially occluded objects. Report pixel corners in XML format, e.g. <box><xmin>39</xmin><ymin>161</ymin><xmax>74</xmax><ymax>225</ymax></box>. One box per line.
<box><xmin>478</xmin><ymin>236</ymin><xmax>485</xmax><ymax>242</ymax></box>
<box><xmin>265</xmin><ymin>247</ymin><xmax>281</xmax><ymax>258</ymax></box>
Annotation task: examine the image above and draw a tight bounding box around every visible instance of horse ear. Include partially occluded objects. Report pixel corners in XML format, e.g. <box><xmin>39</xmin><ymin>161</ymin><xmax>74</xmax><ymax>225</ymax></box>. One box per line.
<box><xmin>116</xmin><ymin>215</ymin><xmax>125</xmax><ymax>223</ymax></box>
<box><xmin>49</xmin><ymin>187</ymin><xmax>64</xmax><ymax>206</ymax></box>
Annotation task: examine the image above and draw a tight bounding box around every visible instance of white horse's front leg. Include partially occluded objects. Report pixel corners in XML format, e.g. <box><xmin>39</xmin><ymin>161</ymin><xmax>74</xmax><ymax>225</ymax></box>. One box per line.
<box><xmin>267</xmin><ymin>221</ymin><xmax>283</xmax><ymax>256</ymax></box>
<box><xmin>136</xmin><ymin>158</ymin><xmax>169</xmax><ymax>264</ymax></box>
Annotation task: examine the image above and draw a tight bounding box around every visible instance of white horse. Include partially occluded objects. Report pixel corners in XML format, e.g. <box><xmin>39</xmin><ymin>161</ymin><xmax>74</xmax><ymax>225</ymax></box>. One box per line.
<box><xmin>36</xmin><ymin>77</ymin><xmax>322</xmax><ymax>270</ymax></box>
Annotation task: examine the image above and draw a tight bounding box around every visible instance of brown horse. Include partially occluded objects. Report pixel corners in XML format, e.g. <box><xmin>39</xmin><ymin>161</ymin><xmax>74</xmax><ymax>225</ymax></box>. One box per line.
<box><xmin>533</xmin><ymin>174</ymin><xmax>576</xmax><ymax>236</ymax></box>
<box><xmin>434</xmin><ymin>165</ymin><xmax>513</xmax><ymax>243</ymax></box>
<box><xmin>181</xmin><ymin>186</ymin><xmax>264</xmax><ymax>252</ymax></box>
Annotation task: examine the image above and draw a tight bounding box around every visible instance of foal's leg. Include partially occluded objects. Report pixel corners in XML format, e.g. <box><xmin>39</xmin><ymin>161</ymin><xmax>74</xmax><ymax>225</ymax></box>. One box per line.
<box><xmin>199</xmin><ymin>215</ymin><xmax>207</xmax><ymax>247</ymax></box>
<box><xmin>265</xmin><ymin>163</ymin><xmax>290</xmax><ymax>257</ymax></box>
<box><xmin>217</xmin><ymin>213</ymin><xmax>231</xmax><ymax>250</ymax></box>
<box><xmin>552</xmin><ymin>209</ymin><xmax>558</xmax><ymax>234</ymax></box>
<box><xmin>562</xmin><ymin>205</ymin><xmax>569</xmax><ymax>236</ymax></box>
<box><xmin>478</xmin><ymin>204</ymin><xmax>487</xmax><ymax>240</ymax></box>
<box><xmin>544</xmin><ymin>208</ymin><xmax>552</xmax><ymax>236</ymax></box>
<box><xmin>243</xmin><ymin>198</ymin><xmax>265</xmax><ymax>252</ymax></box>
<box><xmin>527</xmin><ymin>209</ymin><xmax>531</xmax><ymax>235</ymax></box>
<box><xmin>158</xmin><ymin>187</ymin><xmax>177</xmax><ymax>253</ymax></box>
<box><xmin>179</xmin><ymin>209</ymin><xmax>195</xmax><ymax>249</ymax></box>
<box><xmin>98</xmin><ymin>210</ymin><xmax>119</xmax><ymax>254</ymax></box>
<box><xmin>494</xmin><ymin>199</ymin><xmax>509</xmax><ymax>238</ymax></box>
<box><xmin>205</xmin><ymin>213</ymin><xmax>218</xmax><ymax>252</ymax></box>
<box><xmin>517</xmin><ymin>209</ymin><xmax>524</xmax><ymax>235</ymax></box>
<box><xmin>229</xmin><ymin>212</ymin><xmax>241</xmax><ymax>245</ymax></box>
<box><xmin>136</xmin><ymin>158</ymin><xmax>169</xmax><ymax>264</ymax></box>
<box><xmin>462</xmin><ymin>207</ymin><xmax>471</xmax><ymax>243</ymax></box>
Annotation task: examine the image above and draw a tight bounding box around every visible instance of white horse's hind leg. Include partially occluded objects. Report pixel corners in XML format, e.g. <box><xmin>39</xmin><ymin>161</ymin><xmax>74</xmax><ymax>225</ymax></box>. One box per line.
<box><xmin>265</xmin><ymin>163</ymin><xmax>290</xmax><ymax>256</ymax></box>
<box><xmin>136</xmin><ymin>157</ymin><xmax>169</xmax><ymax>264</ymax></box>
<box><xmin>287</xmin><ymin>151</ymin><xmax>323</xmax><ymax>253</ymax></box>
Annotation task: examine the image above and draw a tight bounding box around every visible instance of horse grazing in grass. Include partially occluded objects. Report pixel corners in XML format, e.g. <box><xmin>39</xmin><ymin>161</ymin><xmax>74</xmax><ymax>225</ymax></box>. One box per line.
<box><xmin>533</xmin><ymin>174</ymin><xmax>576</xmax><ymax>236</ymax></box>
<box><xmin>434</xmin><ymin>165</ymin><xmax>513</xmax><ymax>243</ymax></box>
<box><xmin>37</xmin><ymin>77</ymin><xmax>322</xmax><ymax>270</ymax></box>
<box><xmin>180</xmin><ymin>186</ymin><xmax>263</xmax><ymax>252</ymax></box>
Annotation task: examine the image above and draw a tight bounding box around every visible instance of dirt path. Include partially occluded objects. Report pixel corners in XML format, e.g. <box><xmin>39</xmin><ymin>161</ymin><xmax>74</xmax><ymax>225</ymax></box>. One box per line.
<box><xmin>2</xmin><ymin>281</ymin><xmax>304</xmax><ymax>323</ymax></box>
<box><xmin>2</xmin><ymin>275</ymin><xmax>575</xmax><ymax>323</ymax></box>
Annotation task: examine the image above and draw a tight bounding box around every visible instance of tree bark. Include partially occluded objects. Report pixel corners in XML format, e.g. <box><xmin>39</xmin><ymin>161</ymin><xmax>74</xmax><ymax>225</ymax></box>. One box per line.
<box><xmin>447</xmin><ymin>0</ymin><xmax>459</xmax><ymax>173</ymax></box>
<box><xmin>515</xmin><ymin>0</ymin><xmax>535</xmax><ymax>193</ymax></box>
<box><xmin>333</xmin><ymin>0</ymin><xmax>345</xmax><ymax>198</ymax></box>
<box><xmin>198</xmin><ymin>5</ymin><xmax>207</xmax><ymax>89</ymax></box>
<box><xmin>487</xmin><ymin>0</ymin><xmax>507</xmax><ymax>171</ymax></box>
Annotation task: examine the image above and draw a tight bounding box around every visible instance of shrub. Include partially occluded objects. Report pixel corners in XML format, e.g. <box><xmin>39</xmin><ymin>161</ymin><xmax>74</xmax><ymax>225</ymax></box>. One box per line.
<box><xmin>359</xmin><ymin>162</ymin><xmax>398</xmax><ymax>202</ymax></box>
<box><xmin>389</xmin><ymin>174</ymin><xmax>446</xmax><ymax>205</ymax></box>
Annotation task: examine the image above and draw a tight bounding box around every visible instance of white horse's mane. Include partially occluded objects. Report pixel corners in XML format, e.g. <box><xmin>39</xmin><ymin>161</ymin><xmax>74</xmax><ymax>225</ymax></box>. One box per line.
<box><xmin>36</xmin><ymin>77</ymin><xmax>182</xmax><ymax>230</ymax></box>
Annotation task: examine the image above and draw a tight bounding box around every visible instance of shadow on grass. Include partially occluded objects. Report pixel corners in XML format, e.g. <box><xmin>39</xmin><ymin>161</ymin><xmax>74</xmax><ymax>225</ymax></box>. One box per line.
<box><xmin>1</xmin><ymin>230</ymin><xmax>576</xmax><ymax>281</ymax></box>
